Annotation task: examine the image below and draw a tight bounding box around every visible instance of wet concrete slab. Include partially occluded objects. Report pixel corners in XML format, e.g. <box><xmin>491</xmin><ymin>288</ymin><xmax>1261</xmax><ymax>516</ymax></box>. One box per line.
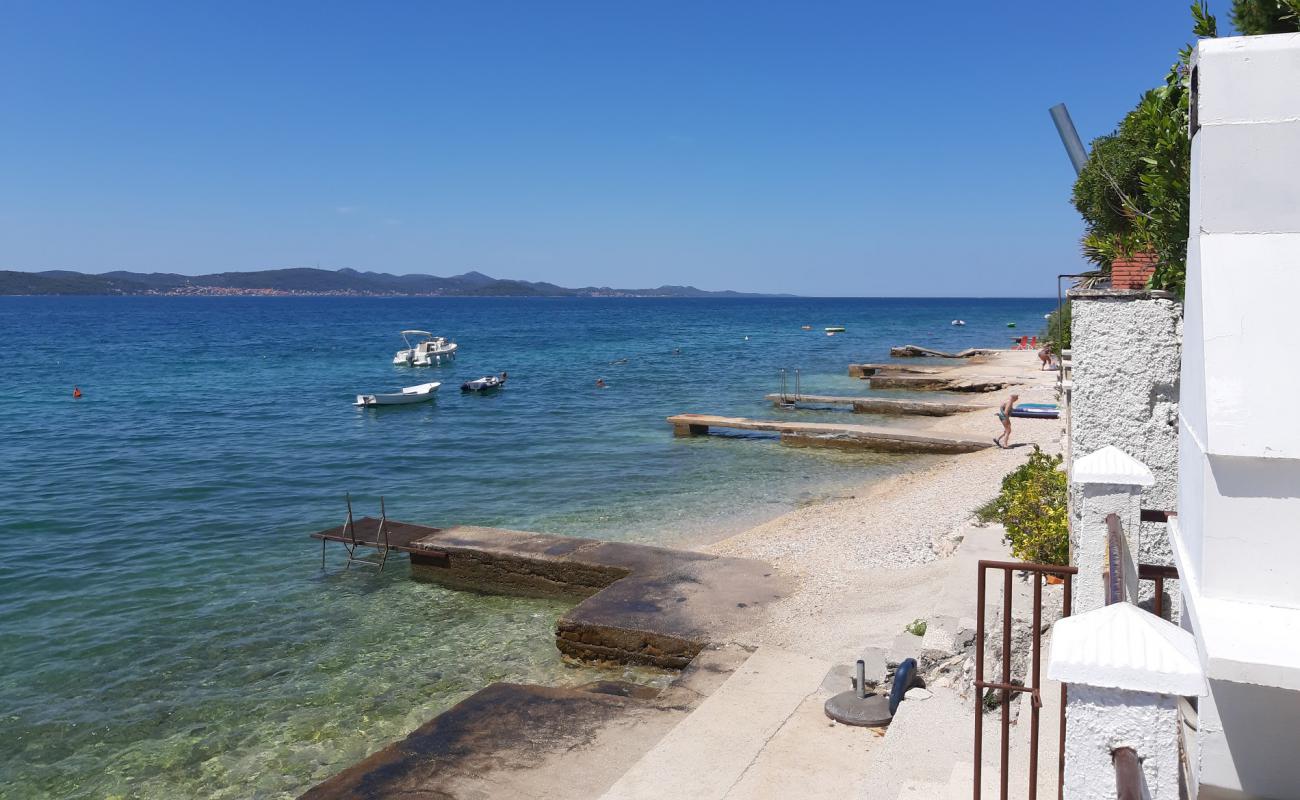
<box><xmin>300</xmin><ymin>646</ymin><xmax>752</xmax><ymax>800</ymax></box>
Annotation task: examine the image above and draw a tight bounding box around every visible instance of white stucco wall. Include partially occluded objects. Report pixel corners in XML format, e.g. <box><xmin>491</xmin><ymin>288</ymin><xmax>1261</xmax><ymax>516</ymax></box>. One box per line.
<box><xmin>1069</xmin><ymin>292</ymin><xmax>1182</xmax><ymax>614</ymax></box>
<box><xmin>1176</xmin><ymin>33</ymin><xmax>1300</xmax><ymax>800</ymax></box>
<box><xmin>1063</xmin><ymin>686</ymin><xmax>1180</xmax><ymax>800</ymax></box>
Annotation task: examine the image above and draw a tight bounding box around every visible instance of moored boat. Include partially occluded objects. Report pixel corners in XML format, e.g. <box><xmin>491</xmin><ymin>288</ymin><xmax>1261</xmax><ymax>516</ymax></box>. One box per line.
<box><xmin>825</xmin><ymin>326</ymin><xmax>846</xmax><ymax>333</ymax></box>
<box><xmin>461</xmin><ymin>373</ymin><xmax>507</xmax><ymax>393</ymax></box>
<box><xmin>355</xmin><ymin>381</ymin><xmax>440</xmax><ymax>407</ymax></box>
<box><xmin>393</xmin><ymin>331</ymin><xmax>458</xmax><ymax>366</ymax></box>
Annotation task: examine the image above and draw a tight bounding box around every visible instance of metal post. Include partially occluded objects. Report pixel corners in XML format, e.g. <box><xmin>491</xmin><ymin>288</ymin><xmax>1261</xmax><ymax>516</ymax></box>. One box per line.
<box><xmin>1029</xmin><ymin>572</ymin><xmax>1043</xmax><ymax>800</ymax></box>
<box><xmin>1001</xmin><ymin>568</ymin><xmax>1013</xmax><ymax>800</ymax></box>
<box><xmin>856</xmin><ymin>659</ymin><xmax>866</xmax><ymax>700</ymax></box>
<box><xmin>1060</xmin><ymin>573</ymin><xmax>1073</xmax><ymax>800</ymax></box>
<box><xmin>974</xmin><ymin>564</ymin><xmax>985</xmax><ymax>800</ymax></box>
<box><xmin>1049</xmin><ymin>103</ymin><xmax>1088</xmax><ymax>176</ymax></box>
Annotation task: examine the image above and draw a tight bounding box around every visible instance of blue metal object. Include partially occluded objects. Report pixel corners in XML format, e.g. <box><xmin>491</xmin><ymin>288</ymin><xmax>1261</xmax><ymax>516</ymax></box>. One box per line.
<box><xmin>1049</xmin><ymin>103</ymin><xmax>1089</xmax><ymax>175</ymax></box>
<box><xmin>890</xmin><ymin>658</ymin><xmax>918</xmax><ymax>716</ymax></box>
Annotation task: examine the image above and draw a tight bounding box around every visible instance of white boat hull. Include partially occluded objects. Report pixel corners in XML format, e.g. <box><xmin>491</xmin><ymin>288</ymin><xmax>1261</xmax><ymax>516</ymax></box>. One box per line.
<box><xmin>394</xmin><ymin>339</ymin><xmax>458</xmax><ymax>366</ymax></box>
<box><xmin>355</xmin><ymin>382</ymin><xmax>441</xmax><ymax>407</ymax></box>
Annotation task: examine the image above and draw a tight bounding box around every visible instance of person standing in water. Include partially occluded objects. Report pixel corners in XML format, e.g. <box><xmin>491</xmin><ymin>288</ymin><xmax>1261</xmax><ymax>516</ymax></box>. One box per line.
<box><xmin>994</xmin><ymin>393</ymin><xmax>1019</xmax><ymax>448</ymax></box>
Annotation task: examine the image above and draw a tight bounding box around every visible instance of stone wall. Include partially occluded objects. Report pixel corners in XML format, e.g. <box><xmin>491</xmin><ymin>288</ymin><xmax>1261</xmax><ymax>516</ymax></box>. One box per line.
<box><xmin>1068</xmin><ymin>289</ymin><xmax>1182</xmax><ymax>614</ymax></box>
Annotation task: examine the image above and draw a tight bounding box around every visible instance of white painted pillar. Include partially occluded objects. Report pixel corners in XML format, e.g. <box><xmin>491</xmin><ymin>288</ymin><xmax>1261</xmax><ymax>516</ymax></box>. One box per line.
<box><xmin>1070</xmin><ymin>446</ymin><xmax>1154</xmax><ymax>613</ymax></box>
<box><xmin>1048</xmin><ymin>603</ymin><xmax>1206</xmax><ymax>800</ymax></box>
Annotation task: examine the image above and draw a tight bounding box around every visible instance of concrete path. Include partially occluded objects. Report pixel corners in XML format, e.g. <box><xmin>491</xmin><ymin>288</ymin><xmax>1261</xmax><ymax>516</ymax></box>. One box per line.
<box><xmin>599</xmin><ymin>647</ymin><xmax>876</xmax><ymax>800</ymax></box>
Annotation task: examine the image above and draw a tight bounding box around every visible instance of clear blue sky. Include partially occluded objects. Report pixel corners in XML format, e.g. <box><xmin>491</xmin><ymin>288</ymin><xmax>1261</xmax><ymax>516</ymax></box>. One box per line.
<box><xmin>0</xmin><ymin>1</ymin><xmax>1241</xmax><ymax>296</ymax></box>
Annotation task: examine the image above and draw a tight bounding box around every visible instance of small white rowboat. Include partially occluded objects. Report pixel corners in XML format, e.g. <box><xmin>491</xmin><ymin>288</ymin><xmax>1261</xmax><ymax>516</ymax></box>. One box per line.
<box><xmin>355</xmin><ymin>381</ymin><xmax>441</xmax><ymax>407</ymax></box>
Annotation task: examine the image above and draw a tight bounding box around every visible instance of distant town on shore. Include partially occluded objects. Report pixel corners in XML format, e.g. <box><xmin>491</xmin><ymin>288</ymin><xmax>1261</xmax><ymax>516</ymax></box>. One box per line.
<box><xmin>0</xmin><ymin>267</ymin><xmax>787</xmax><ymax>298</ymax></box>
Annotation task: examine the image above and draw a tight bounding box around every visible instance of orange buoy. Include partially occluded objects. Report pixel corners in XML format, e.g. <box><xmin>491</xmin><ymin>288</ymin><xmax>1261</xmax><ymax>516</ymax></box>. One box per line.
<box><xmin>73</xmin><ymin>386</ymin><xmax>83</xmax><ymax>398</ymax></box>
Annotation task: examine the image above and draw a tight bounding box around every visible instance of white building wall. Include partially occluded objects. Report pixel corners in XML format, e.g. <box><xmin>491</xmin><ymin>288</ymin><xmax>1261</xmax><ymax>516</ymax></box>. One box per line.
<box><xmin>1176</xmin><ymin>32</ymin><xmax>1300</xmax><ymax>799</ymax></box>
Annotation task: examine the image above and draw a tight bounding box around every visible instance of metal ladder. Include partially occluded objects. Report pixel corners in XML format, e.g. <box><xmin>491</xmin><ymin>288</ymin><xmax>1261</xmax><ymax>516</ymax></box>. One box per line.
<box><xmin>778</xmin><ymin>368</ymin><xmax>802</xmax><ymax>408</ymax></box>
<box><xmin>320</xmin><ymin>493</ymin><xmax>393</xmax><ymax>571</ymax></box>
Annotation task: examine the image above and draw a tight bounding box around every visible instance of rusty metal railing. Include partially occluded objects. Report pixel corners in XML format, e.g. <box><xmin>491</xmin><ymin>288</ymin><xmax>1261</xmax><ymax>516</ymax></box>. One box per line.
<box><xmin>1105</xmin><ymin>512</ymin><xmax>1180</xmax><ymax>617</ymax></box>
<box><xmin>1138</xmin><ymin>563</ymin><xmax>1178</xmax><ymax>618</ymax></box>
<box><xmin>974</xmin><ymin>559</ymin><xmax>1077</xmax><ymax>800</ymax></box>
<box><xmin>1112</xmin><ymin>746</ymin><xmax>1142</xmax><ymax>800</ymax></box>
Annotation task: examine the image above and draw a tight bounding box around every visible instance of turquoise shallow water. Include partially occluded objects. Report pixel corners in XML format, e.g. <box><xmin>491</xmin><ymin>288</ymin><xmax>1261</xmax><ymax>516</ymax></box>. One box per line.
<box><xmin>0</xmin><ymin>296</ymin><xmax>1051</xmax><ymax>798</ymax></box>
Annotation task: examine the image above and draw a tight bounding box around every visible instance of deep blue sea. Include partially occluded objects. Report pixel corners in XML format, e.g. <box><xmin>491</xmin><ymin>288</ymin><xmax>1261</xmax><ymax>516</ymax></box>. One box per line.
<box><xmin>0</xmin><ymin>295</ymin><xmax>1052</xmax><ymax>798</ymax></box>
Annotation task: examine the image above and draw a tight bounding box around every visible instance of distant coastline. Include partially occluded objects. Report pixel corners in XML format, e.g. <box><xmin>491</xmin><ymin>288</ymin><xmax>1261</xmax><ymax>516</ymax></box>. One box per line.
<box><xmin>0</xmin><ymin>267</ymin><xmax>790</xmax><ymax>298</ymax></box>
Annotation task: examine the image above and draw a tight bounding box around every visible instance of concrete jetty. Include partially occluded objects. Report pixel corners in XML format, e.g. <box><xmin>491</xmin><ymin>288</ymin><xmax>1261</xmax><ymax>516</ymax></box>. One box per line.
<box><xmin>867</xmin><ymin>373</ymin><xmax>1014</xmax><ymax>392</ymax></box>
<box><xmin>303</xmin><ymin>520</ymin><xmax>791</xmax><ymax>800</ymax></box>
<box><xmin>847</xmin><ymin>363</ymin><xmax>946</xmax><ymax>379</ymax></box>
<box><xmin>763</xmin><ymin>393</ymin><xmax>988</xmax><ymax>416</ymax></box>
<box><xmin>667</xmin><ymin>413</ymin><xmax>991</xmax><ymax>453</ymax></box>
<box><xmin>311</xmin><ymin>518</ymin><xmax>789</xmax><ymax>669</ymax></box>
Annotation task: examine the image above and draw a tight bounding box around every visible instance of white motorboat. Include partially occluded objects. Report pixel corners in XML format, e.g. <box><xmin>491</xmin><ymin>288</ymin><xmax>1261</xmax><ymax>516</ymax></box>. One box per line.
<box><xmin>951</xmin><ymin>320</ymin><xmax>966</xmax><ymax>326</ymax></box>
<box><xmin>462</xmin><ymin>373</ymin><xmax>507</xmax><ymax>393</ymax></box>
<box><xmin>393</xmin><ymin>330</ymin><xmax>458</xmax><ymax>366</ymax></box>
<box><xmin>355</xmin><ymin>381</ymin><xmax>441</xmax><ymax>407</ymax></box>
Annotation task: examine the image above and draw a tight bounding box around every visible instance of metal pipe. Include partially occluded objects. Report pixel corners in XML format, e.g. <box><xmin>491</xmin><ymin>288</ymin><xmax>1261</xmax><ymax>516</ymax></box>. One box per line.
<box><xmin>855</xmin><ymin>659</ymin><xmax>866</xmax><ymax>700</ymax></box>
<box><xmin>1029</xmin><ymin>572</ymin><xmax>1043</xmax><ymax>800</ymax></box>
<box><xmin>1001</xmin><ymin>568</ymin><xmax>1013</xmax><ymax>800</ymax></box>
<box><xmin>1112</xmin><ymin>747</ymin><xmax>1142</xmax><ymax>800</ymax></box>
<box><xmin>1060</xmin><ymin>573</ymin><xmax>1073</xmax><ymax>800</ymax></box>
<box><xmin>1049</xmin><ymin>103</ymin><xmax>1089</xmax><ymax>176</ymax></box>
<box><xmin>974</xmin><ymin>564</ymin><xmax>986</xmax><ymax>800</ymax></box>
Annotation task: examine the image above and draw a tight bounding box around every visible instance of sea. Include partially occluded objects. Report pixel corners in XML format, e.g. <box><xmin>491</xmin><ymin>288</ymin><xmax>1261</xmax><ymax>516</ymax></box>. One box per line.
<box><xmin>0</xmin><ymin>295</ymin><xmax>1053</xmax><ymax>799</ymax></box>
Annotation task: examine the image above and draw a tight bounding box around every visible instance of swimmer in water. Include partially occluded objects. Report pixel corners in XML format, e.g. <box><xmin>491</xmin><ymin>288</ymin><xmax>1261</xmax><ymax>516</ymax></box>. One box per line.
<box><xmin>596</xmin><ymin>378</ymin><xmax>606</xmax><ymax>388</ymax></box>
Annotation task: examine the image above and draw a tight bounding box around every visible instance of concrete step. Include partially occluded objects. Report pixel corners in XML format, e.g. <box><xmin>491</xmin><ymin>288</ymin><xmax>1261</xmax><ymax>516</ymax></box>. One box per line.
<box><xmin>598</xmin><ymin>646</ymin><xmax>839</xmax><ymax>800</ymax></box>
<box><xmin>856</xmin><ymin>686</ymin><xmax>971</xmax><ymax>800</ymax></box>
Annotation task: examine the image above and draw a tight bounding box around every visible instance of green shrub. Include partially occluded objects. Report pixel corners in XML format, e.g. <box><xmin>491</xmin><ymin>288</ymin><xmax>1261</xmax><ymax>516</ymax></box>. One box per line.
<box><xmin>988</xmin><ymin>447</ymin><xmax>1069</xmax><ymax>565</ymax></box>
<box><xmin>1039</xmin><ymin>302</ymin><xmax>1071</xmax><ymax>351</ymax></box>
<box><xmin>905</xmin><ymin>619</ymin><xmax>927</xmax><ymax>637</ymax></box>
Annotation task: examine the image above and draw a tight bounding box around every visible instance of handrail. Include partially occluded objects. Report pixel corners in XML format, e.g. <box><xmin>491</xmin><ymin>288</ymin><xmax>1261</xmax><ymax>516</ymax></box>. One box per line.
<box><xmin>1112</xmin><ymin>747</ymin><xmax>1142</xmax><ymax>800</ymax></box>
<box><xmin>1105</xmin><ymin>513</ymin><xmax>1125</xmax><ymax>605</ymax></box>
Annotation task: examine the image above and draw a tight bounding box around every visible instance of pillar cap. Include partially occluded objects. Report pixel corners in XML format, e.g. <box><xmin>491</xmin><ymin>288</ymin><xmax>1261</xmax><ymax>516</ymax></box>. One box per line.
<box><xmin>1072</xmin><ymin>445</ymin><xmax>1155</xmax><ymax>487</ymax></box>
<box><xmin>1047</xmin><ymin>602</ymin><xmax>1205</xmax><ymax>696</ymax></box>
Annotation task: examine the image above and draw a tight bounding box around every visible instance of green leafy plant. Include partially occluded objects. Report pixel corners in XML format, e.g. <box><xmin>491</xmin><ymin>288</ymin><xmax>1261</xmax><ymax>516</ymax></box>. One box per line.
<box><xmin>1070</xmin><ymin>2</ymin><xmax>1221</xmax><ymax>297</ymax></box>
<box><xmin>1039</xmin><ymin>301</ymin><xmax>1072</xmax><ymax>351</ymax></box>
<box><xmin>905</xmin><ymin>619</ymin><xmax>928</xmax><ymax>637</ymax></box>
<box><xmin>987</xmin><ymin>447</ymin><xmax>1069</xmax><ymax>565</ymax></box>
<box><xmin>1231</xmin><ymin>0</ymin><xmax>1300</xmax><ymax>34</ymax></box>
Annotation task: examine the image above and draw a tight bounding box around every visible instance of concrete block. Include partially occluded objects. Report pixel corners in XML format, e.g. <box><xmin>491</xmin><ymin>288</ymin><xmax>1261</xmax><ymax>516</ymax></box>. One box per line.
<box><xmin>1195</xmin><ymin>34</ymin><xmax>1300</xmax><ymax>126</ymax></box>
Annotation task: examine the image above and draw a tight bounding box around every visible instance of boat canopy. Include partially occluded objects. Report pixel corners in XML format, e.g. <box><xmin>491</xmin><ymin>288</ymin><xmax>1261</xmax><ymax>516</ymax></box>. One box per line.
<box><xmin>401</xmin><ymin>330</ymin><xmax>433</xmax><ymax>337</ymax></box>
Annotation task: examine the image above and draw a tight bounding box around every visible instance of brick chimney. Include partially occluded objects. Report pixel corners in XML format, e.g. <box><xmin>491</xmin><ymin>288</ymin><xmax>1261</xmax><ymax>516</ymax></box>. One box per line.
<box><xmin>1110</xmin><ymin>251</ymin><xmax>1158</xmax><ymax>290</ymax></box>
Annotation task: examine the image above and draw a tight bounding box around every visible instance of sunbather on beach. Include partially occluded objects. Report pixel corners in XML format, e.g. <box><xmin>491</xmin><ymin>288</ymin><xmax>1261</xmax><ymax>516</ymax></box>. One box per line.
<box><xmin>994</xmin><ymin>393</ymin><xmax>1019</xmax><ymax>448</ymax></box>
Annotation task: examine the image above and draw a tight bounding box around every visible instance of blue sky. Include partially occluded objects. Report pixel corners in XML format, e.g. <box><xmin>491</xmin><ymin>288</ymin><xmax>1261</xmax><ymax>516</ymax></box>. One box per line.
<box><xmin>0</xmin><ymin>2</ymin><xmax>1238</xmax><ymax>296</ymax></box>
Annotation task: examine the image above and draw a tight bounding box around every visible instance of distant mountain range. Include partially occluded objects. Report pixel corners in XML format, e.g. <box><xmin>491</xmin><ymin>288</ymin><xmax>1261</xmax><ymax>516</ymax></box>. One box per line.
<box><xmin>0</xmin><ymin>268</ymin><xmax>786</xmax><ymax>298</ymax></box>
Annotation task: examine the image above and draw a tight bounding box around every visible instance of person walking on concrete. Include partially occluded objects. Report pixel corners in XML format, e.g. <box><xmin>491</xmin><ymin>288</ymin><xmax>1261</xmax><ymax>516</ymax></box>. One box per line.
<box><xmin>994</xmin><ymin>393</ymin><xmax>1019</xmax><ymax>448</ymax></box>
